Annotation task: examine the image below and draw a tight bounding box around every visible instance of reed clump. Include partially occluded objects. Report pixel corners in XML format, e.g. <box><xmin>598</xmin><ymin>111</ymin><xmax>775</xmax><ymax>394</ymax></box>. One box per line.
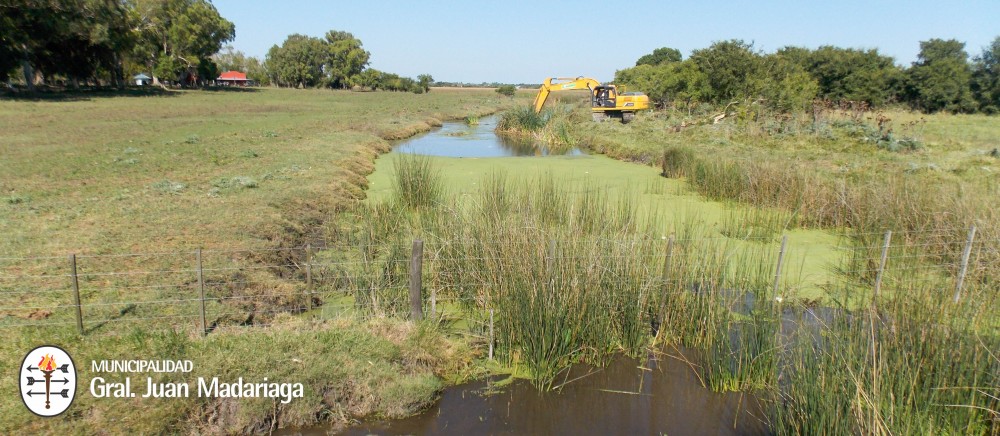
<box><xmin>392</xmin><ymin>154</ymin><xmax>444</xmax><ymax>209</ymax></box>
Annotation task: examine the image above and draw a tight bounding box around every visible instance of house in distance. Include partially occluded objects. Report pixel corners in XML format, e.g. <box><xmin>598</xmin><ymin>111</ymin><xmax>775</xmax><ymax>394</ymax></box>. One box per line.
<box><xmin>216</xmin><ymin>71</ymin><xmax>254</xmax><ymax>87</ymax></box>
<box><xmin>133</xmin><ymin>73</ymin><xmax>152</xmax><ymax>86</ymax></box>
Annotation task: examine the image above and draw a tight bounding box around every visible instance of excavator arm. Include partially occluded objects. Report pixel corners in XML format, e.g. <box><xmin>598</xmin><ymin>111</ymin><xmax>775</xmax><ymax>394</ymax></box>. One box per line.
<box><xmin>532</xmin><ymin>77</ymin><xmax>602</xmax><ymax>113</ymax></box>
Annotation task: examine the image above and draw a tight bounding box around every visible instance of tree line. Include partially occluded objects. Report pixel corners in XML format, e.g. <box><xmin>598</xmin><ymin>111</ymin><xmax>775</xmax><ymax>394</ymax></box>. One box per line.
<box><xmin>1</xmin><ymin>1</ymin><xmax>431</xmax><ymax>93</ymax></box>
<box><xmin>615</xmin><ymin>37</ymin><xmax>1000</xmax><ymax>114</ymax></box>
<box><xmin>259</xmin><ymin>32</ymin><xmax>432</xmax><ymax>92</ymax></box>
<box><xmin>2</xmin><ymin>0</ymin><xmax>235</xmax><ymax>89</ymax></box>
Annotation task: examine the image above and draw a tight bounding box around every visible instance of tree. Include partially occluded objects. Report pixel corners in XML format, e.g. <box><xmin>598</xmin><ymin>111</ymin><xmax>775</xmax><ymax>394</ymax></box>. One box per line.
<box><xmin>496</xmin><ymin>84</ymin><xmax>516</xmax><ymax>97</ymax></box>
<box><xmin>133</xmin><ymin>0</ymin><xmax>235</xmax><ymax>85</ymax></box>
<box><xmin>213</xmin><ymin>45</ymin><xmax>269</xmax><ymax>85</ymax></box>
<box><xmin>266</xmin><ymin>30</ymin><xmax>370</xmax><ymax>89</ymax></box>
<box><xmin>1</xmin><ymin>0</ymin><xmax>136</xmax><ymax>88</ymax></box>
<box><xmin>971</xmin><ymin>36</ymin><xmax>1000</xmax><ymax>113</ymax></box>
<box><xmin>689</xmin><ymin>39</ymin><xmax>765</xmax><ymax>103</ymax></box>
<box><xmin>636</xmin><ymin>47</ymin><xmax>682</xmax><ymax>66</ymax></box>
<box><xmin>779</xmin><ymin>46</ymin><xmax>902</xmax><ymax>106</ymax></box>
<box><xmin>615</xmin><ymin>61</ymin><xmax>709</xmax><ymax>110</ymax></box>
<box><xmin>323</xmin><ymin>30</ymin><xmax>369</xmax><ymax>88</ymax></box>
<box><xmin>265</xmin><ymin>34</ymin><xmax>327</xmax><ymax>88</ymax></box>
<box><xmin>417</xmin><ymin>74</ymin><xmax>433</xmax><ymax>93</ymax></box>
<box><xmin>760</xmin><ymin>55</ymin><xmax>819</xmax><ymax>113</ymax></box>
<box><xmin>355</xmin><ymin>68</ymin><xmax>383</xmax><ymax>90</ymax></box>
<box><xmin>905</xmin><ymin>38</ymin><xmax>975</xmax><ymax>112</ymax></box>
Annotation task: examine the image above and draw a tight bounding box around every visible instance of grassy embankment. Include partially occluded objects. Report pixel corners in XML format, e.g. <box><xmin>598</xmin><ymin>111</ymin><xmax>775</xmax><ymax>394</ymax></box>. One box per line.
<box><xmin>0</xmin><ymin>88</ymin><xmax>513</xmax><ymax>433</ymax></box>
<box><xmin>342</xmin><ymin>100</ymin><xmax>999</xmax><ymax>433</ymax></box>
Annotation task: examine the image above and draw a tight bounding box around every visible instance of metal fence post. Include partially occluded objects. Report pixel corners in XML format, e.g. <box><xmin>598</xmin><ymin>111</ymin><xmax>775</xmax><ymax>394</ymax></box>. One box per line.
<box><xmin>409</xmin><ymin>240</ymin><xmax>424</xmax><ymax>321</ymax></box>
<box><xmin>69</xmin><ymin>254</ymin><xmax>83</xmax><ymax>335</ymax></box>
<box><xmin>953</xmin><ymin>225</ymin><xmax>977</xmax><ymax>303</ymax></box>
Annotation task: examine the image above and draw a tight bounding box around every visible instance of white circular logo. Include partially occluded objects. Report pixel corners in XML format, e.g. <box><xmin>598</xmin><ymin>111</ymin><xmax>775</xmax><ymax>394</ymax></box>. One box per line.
<box><xmin>19</xmin><ymin>345</ymin><xmax>77</xmax><ymax>417</ymax></box>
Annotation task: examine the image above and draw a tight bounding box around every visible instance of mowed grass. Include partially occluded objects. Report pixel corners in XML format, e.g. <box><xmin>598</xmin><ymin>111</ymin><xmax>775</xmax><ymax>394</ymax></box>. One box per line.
<box><xmin>0</xmin><ymin>88</ymin><xmax>512</xmax><ymax>257</ymax></box>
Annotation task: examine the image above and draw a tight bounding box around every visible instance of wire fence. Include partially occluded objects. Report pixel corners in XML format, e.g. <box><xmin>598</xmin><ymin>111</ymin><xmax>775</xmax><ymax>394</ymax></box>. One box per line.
<box><xmin>0</xmin><ymin>225</ymin><xmax>995</xmax><ymax>336</ymax></box>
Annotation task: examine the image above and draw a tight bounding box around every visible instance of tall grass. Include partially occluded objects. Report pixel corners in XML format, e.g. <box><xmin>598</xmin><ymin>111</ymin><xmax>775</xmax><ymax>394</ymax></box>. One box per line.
<box><xmin>339</xmin><ymin>158</ymin><xmax>998</xmax><ymax>433</ymax></box>
<box><xmin>392</xmin><ymin>154</ymin><xmax>444</xmax><ymax>209</ymax></box>
<box><xmin>658</xmin><ymin>143</ymin><xmax>1000</xmax><ymax>287</ymax></box>
<box><xmin>495</xmin><ymin>105</ymin><xmax>549</xmax><ymax>133</ymax></box>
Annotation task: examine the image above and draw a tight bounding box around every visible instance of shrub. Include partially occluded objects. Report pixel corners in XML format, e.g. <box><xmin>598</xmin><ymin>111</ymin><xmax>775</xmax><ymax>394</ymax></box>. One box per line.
<box><xmin>496</xmin><ymin>84</ymin><xmax>517</xmax><ymax>98</ymax></box>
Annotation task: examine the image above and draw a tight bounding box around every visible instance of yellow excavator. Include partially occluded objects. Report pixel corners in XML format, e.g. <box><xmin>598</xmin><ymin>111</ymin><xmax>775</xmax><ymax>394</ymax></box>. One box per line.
<box><xmin>532</xmin><ymin>77</ymin><xmax>650</xmax><ymax>122</ymax></box>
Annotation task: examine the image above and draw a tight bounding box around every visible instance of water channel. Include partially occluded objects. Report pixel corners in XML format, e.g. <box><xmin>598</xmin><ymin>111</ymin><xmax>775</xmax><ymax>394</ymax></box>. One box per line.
<box><xmin>394</xmin><ymin>115</ymin><xmax>585</xmax><ymax>157</ymax></box>
<box><xmin>282</xmin><ymin>116</ymin><xmax>775</xmax><ymax>435</ymax></box>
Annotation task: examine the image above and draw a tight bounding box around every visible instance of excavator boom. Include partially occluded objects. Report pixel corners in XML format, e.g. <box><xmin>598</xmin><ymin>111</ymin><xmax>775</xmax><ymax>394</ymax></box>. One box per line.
<box><xmin>532</xmin><ymin>76</ymin><xmax>650</xmax><ymax>122</ymax></box>
<box><xmin>532</xmin><ymin>77</ymin><xmax>602</xmax><ymax>113</ymax></box>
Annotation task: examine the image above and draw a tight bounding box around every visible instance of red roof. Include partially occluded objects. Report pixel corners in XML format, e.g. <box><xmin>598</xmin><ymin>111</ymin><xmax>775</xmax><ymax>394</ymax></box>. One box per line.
<box><xmin>217</xmin><ymin>71</ymin><xmax>248</xmax><ymax>80</ymax></box>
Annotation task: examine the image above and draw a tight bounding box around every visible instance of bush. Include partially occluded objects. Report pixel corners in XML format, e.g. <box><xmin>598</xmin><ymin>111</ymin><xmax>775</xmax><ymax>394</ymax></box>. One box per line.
<box><xmin>496</xmin><ymin>84</ymin><xmax>517</xmax><ymax>98</ymax></box>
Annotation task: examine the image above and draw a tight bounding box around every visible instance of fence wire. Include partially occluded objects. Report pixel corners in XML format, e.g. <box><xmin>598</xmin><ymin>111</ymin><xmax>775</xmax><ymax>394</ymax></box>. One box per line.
<box><xmin>0</xmin><ymin>231</ymin><xmax>995</xmax><ymax>334</ymax></box>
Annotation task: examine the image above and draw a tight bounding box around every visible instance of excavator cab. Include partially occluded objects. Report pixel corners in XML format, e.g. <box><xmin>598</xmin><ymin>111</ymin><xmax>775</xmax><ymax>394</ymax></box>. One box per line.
<box><xmin>593</xmin><ymin>86</ymin><xmax>617</xmax><ymax>108</ymax></box>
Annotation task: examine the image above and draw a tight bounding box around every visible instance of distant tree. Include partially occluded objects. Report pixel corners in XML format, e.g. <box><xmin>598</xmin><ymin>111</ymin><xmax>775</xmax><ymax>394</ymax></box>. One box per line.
<box><xmin>355</xmin><ymin>68</ymin><xmax>383</xmax><ymax>90</ymax></box>
<box><xmin>760</xmin><ymin>55</ymin><xmax>819</xmax><ymax>113</ymax></box>
<box><xmin>265</xmin><ymin>30</ymin><xmax>371</xmax><ymax>89</ymax></box>
<box><xmin>213</xmin><ymin>46</ymin><xmax>268</xmax><ymax>85</ymax></box>
<box><xmin>971</xmin><ymin>36</ymin><xmax>1000</xmax><ymax>113</ymax></box>
<box><xmin>0</xmin><ymin>5</ymin><xmax>17</xmax><ymax>82</ymax></box>
<box><xmin>689</xmin><ymin>39</ymin><xmax>765</xmax><ymax>103</ymax></box>
<box><xmin>615</xmin><ymin>64</ymin><xmax>668</xmax><ymax>103</ymax></box>
<box><xmin>615</xmin><ymin>60</ymin><xmax>709</xmax><ymax>110</ymax></box>
<box><xmin>323</xmin><ymin>30</ymin><xmax>369</xmax><ymax>88</ymax></box>
<box><xmin>779</xmin><ymin>46</ymin><xmax>902</xmax><ymax>106</ymax></box>
<box><xmin>265</xmin><ymin>34</ymin><xmax>327</xmax><ymax>88</ymax></box>
<box><xmin>1</xmin><ymin>0</ymin><xmax>135</xmax><ymax>88</ymax></box>
<box><xmin>905</xmin><ymin>38</ymin><xmax>976</xmax><ymax>112</ymax></box>
<box><xmin>417</xmin><ymin>74</ymin><xmax>433</xmax><ymax>93</ymax></box>
<box><xmin>636</xmin><ymin>47</ymin><xmax>682</xmax><ymax>66</ymax></box>
<box><xmin>496</xmin><ymin>84</ymin><xmax>516</xmax><ymax>97</ymax></box>
<box><xmin>132</xmin><ymin>0</ymin><xmax>235</xmax><ymax>85</ymax></box>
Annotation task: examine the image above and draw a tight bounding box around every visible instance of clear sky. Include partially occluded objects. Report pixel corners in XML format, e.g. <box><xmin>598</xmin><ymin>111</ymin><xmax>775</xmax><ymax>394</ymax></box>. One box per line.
<box><xmin>213</xmin><ymin>0</ymin><xmax>999</xmax><ymax>84</ymax></box>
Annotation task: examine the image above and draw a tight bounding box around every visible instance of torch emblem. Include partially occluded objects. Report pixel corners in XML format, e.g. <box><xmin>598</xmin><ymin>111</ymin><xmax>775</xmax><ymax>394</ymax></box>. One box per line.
<box><xmin>19</xmin><ymin>345</ymin><xmax>76</xmax><ymax>417</ymax></box>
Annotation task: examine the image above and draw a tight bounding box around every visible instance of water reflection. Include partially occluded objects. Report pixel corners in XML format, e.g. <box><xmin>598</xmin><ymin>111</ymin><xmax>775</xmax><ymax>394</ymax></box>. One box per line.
<box><xmin>394</xmin><ymin>115</ymin><xmax>585</xmax><ymax>157</ymax></box>
<box><xmin>281</xmin><ymin>355</ymin><xmax>769</xmax><ymax>436</ymax></box>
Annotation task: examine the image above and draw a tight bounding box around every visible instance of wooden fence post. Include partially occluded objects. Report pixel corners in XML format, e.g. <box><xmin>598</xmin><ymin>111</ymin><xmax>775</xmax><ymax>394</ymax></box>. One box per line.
<box><xmin>197</xmin><ymin>248</ymin><xmax>206</xmax><ymax>336</ymax></box>
<box><xmin>489</xmin><ymin>309</ymin><xmax>495</xmax><ymax>361</ymax></box>
<box><xmin>305</xmin><ymin>244</ymin><xmax>313</xmax><ymax>311</ymax></box>
<box><xmin>953</xmin><ymin>225</ymin><xmax>977</xmax><ymax>303</ymax></box>
<box><xmin>409</xmin><ymin>240</ymin><xmax>424</xmax><ymax>321</ymax></box>
<box><xmin>773</xmin><ymin>235</ymin><xmax>788</xmax><ymax>295</ymax></box>
<box><xmin>69</xmin><ymin>254</ymin><xmax>83</xmax><ymax>335</ymax></box>
<box><xmin>872</xmin><ymin>230</ymin><xmax>892</xmax><ymax>307</ymax></box>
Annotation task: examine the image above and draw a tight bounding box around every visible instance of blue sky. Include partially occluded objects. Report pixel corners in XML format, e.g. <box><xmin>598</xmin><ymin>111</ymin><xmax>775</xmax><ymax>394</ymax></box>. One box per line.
<box><xmin>213</xmin><ymin>0</ymin><xmax>999</xmax><ymax>84</ymax></box>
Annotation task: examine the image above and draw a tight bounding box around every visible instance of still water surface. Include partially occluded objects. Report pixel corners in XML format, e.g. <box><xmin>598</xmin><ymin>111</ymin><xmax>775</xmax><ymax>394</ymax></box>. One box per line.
<box><xmin>394</xmin><ymin>115</ymin><xmax>584</xmax><ymax>157</ymax></box>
